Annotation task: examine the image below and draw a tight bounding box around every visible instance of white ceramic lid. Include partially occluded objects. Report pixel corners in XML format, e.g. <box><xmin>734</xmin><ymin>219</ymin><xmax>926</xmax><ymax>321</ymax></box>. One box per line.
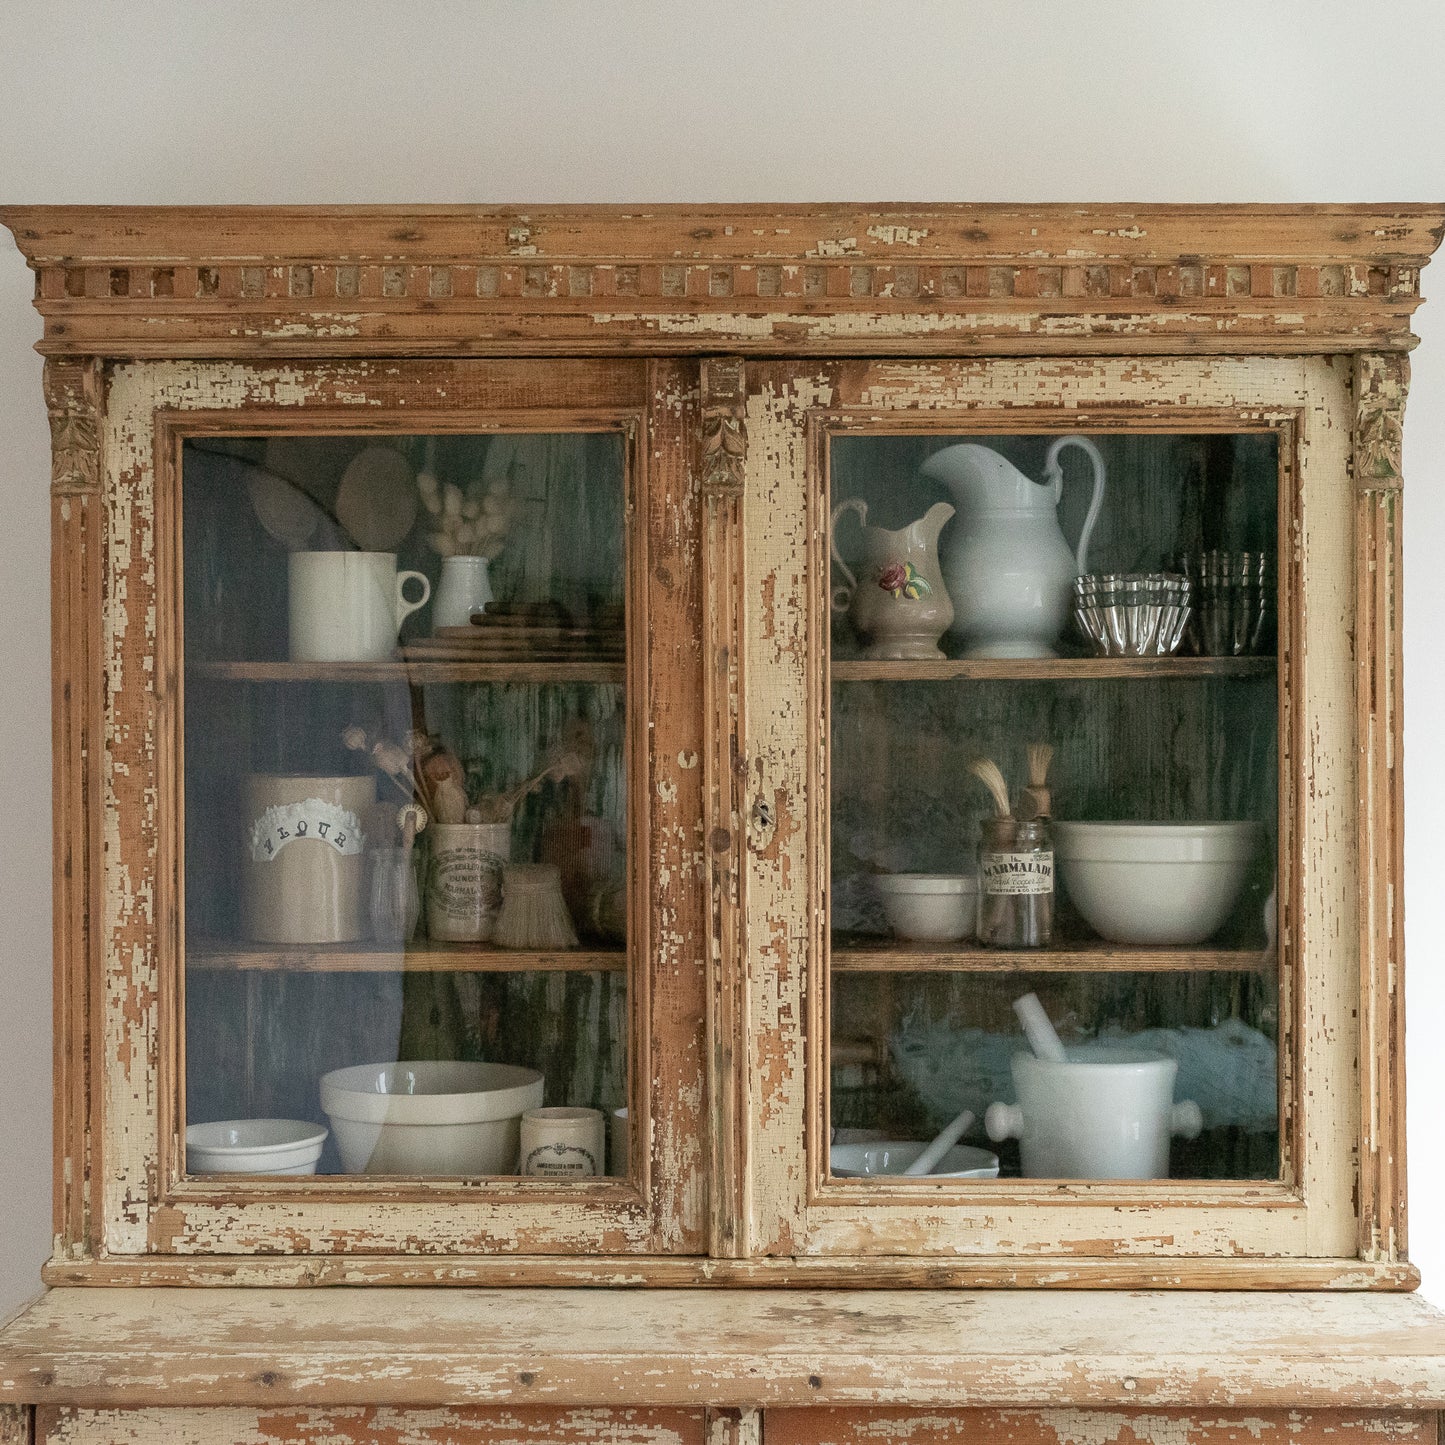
<box><xmin>1051</xmin><ymin>820</ymin><xmax>1261</xmax><ymax>863</ymax></box>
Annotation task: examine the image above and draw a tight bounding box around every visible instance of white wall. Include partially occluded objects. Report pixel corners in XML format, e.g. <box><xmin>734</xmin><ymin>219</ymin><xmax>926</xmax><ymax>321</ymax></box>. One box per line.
<box><xmin>1</xmin><ymin>0</ymin><xmax>1442</xmax><ymax>1312</ymax></box>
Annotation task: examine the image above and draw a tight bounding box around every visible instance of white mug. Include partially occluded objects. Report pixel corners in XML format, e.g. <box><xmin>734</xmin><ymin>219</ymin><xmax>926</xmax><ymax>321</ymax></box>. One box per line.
<box><xmin>520</xmin><ymin>1107</ymin><xmax>605</xmax><ymax>1178</ymax></box>
<box><xmin>289</xmin><ymin>551</ymin><xmax>431</xmax><ymax>662</ymax></box>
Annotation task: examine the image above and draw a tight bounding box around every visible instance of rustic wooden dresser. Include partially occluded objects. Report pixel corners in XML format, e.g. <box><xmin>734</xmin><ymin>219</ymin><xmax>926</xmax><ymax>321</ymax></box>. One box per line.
<box><xmin>1</xmin><ymin>204</ymin><xmax>1443</xmax><ymax>1444</ymax></box>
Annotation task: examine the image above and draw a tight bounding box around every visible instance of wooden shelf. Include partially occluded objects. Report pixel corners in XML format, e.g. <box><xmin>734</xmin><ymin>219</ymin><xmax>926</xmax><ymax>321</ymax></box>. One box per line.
<box><xmin>831</xmin><ymin>655</ymin><xmax>1275</xmax><ymax>682</ymax></box>
<box><xmin>189</xmin><ymin>658</ymin><xmax>624</xmax><ymax>684</ymax></box>
<box><xmin>190</xmin><ymin>659</ymin><xmax>625</xmax><ymax>684</ymax></box>
<box><xmin>187</xmin><ymin>940</ymin><xmax>627</xmax><ymax>973</ymax></box>
<box><xmin>831</xmin><ymin>938</ymin><xmax>1274</xmax><ymax>973</ymax></box>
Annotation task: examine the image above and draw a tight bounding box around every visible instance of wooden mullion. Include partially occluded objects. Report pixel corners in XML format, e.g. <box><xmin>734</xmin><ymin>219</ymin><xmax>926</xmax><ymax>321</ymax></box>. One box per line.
<box><xmin>44</xmin><ymin>358</ymin><xmax>105</xmax><ymax>1266</ymax></box>
<box><xmin>1353</xmin><ymin>352</ymin><xmax>1410</xmax><ymax>1261</ymax></box>
<box><xmin>700</xmin><ymin>356</ymin><xmax>751</xmax><ymax>1258</ymax></box>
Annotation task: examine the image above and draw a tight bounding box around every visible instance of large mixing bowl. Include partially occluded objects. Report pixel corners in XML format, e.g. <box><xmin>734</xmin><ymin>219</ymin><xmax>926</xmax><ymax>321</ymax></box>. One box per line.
<box><xmin>320</xmin><ymin>1060</ymin><xmax>544</xmax><ymax>1175</ymax></box>
<box><xmin>1052</xmin><ymin>820</ymin><xmax>1261</xmax><ymax>946</ymax></box>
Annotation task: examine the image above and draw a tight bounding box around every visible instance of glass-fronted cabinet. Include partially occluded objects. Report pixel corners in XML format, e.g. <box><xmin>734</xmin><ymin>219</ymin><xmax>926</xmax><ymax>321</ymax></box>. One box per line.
<box><xmin>100</xmin><ymin>358</ymin><xmax>709</xmax><ymax>1257</ymax></box>
<box><xmin>12</xmin><ymin>204</ymin><xmax>1432</xmax><ymax>1288</ymax></box>
<box><xmin>739</xmin><ymin>355</ymin><xmax>1357</xmax><ymax>1263</ymax></box>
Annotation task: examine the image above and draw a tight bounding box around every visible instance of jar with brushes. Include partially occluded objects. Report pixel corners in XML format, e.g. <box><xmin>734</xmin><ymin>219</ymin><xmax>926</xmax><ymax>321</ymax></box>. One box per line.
<box><xmin>970</xmin><ymin>747</ymin><xmax>1055</xmax><ymax>949</ymax></box>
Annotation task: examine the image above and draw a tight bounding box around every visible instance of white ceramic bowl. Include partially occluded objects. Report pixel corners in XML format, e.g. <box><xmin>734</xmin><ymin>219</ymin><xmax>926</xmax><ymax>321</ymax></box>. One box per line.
<box><xmin>1052</xmin><ymin>820</ymin><xmax>1261</xmax><ymax>946</ymax></box>
<box><xmin>319</xmin><ymin>1060</ymin><xmax>544</xmax><ymax>1175</ymax></box>
<box><xmin>874</xmin><ymin>873</ymin><xmax>978</xmax><ymax>942</ymax></box>
<box><xmin>830</xmin><ymin>1140</ymin><xmax>1000</xmax><ymax>1179</ymax></box>
<box><xmin>185</xmin><ymin>1119</ymin><xmax>328</xmax><ymax>1176</ymax></box>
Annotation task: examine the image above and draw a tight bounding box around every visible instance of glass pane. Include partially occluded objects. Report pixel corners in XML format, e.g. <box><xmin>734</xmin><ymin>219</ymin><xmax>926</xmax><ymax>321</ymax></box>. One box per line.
<box><xmin>182</xmin><ymin>432</ymin><xmax>629</xmax><ymax>1181</ymax></box>
<box><xmin>827</xmin><ymin>430</ymin><xmax>1279</xmax><ymax>1183</ymax></box>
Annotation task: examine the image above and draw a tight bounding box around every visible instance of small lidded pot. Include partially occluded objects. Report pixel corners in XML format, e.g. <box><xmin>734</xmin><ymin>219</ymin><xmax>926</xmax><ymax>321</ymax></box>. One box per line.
<box><xmin>977</xmin><ymin>816</ymin><xmax>1054</xmax><ymax>948</ymax></box>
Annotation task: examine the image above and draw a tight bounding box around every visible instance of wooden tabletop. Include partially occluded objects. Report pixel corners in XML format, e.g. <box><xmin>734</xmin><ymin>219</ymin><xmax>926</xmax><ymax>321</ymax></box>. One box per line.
<box><xmin>3</xmin><ymin>1287</ymin><xmax>1445</xmax><ymax>1410</ymax></box>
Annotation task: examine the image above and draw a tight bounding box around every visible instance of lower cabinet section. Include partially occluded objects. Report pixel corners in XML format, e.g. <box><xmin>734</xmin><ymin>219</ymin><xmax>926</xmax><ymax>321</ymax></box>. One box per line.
<box><xmin>23</xmin><ymin>1408</ymin><xmax>1443</xmax><ymax>1445</ymax></box>
<box><xmin>767</xmin><ymin>1410</ymin><xmax>1440</xmax><ymax>1445</ymax></box>
<box><xmin>32</xmin><ymin>1406</ymin><xmax>706</xmax><ymax>1445</ymax></box>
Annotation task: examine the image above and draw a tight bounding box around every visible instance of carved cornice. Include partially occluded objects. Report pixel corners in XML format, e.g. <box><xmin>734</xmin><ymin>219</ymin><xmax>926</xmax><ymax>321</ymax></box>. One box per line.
<box><xmin>3</xmin><ymin>204</ymin><xmax>1442</xmax><ymax>358</ymax></box>
<box><xmin>43</xmin><ymin>359</ymin><xmax>103</xmax><ymax>496</ymax></box>
<box><xmin>1355</xmin><ymin>353</ymin><xmax>1410</xmax><ymax>492</ymax></box>
<box><xmin>700</xmin><ymin>357</ymin><xmax>747</xmax><ymax>499</ymax></box>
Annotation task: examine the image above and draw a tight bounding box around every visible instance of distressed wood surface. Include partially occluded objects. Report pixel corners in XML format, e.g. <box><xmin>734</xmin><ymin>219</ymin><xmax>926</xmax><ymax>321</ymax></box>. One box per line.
<box><xmin>829</xmin><ymin>943</ymin><xmax>1272</xmax><ymax>973</ymax></box>
<box><xmin>35</xmin><ymin>1254</ymin><xmax>1421</xmax><ymax>1290</ymax></box>
<box><xmin>46</xmin><ymin>359</ymin><xmax>105</xmax><ymax>1270</ymax></box>
<box><xmin>35</xmin><ymin>1405</ymin><xmax>702</xmax><ymax>1445</ymax></box>
<box><xmin>738</xmin><ymin>357</ymin><xmax>1356</xmax><ymax>1261</ymax></box>
<box><xmin>5</xmin><ymin>1289</ymin><xmax>1445</xmax><ymax>1410</ymax></box>
<box><xmin>0</xmin><ymin>1405</ymin><xmax>30</xmax><ymax>1445</ymax></box>
<box><xmin>85</xmin><ymin>359</ymin><xmax>706</xmax><ymax>1260</ymax></box>
<box><xmin>1353</xmin><ymin>353</ymin><xmax>1409</xmax><ymax>1263</ymax></box>
<box><xmin>701</xmin><ymin>358</ymin><xmax>753</xmax><ymax>1258</ymax></box>
<box><xmin>766</xmin><ymin>1408</ymin><xmax>1440</xmax><ymax>1445</ymax></box>
<box><xmin>2</xmin><ymin>205</ymin><xmax>1440</xmax><ymax>357</ymax></box>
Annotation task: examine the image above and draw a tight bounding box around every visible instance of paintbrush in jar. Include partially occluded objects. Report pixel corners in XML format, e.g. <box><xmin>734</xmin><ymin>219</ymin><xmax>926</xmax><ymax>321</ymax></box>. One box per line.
<box><xmin>1018</xmin><ymin>742</ymin><xmax>1054</xmax><ymax>822</ymax></box>
<box><xmin>967</xmin><ymin>756</ymin><xmax>1013</xmax><ymax>820</ymax></box>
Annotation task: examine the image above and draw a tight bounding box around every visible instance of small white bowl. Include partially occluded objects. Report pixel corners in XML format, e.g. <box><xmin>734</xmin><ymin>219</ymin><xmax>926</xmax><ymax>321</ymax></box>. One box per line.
<box><xmin>185</xmin><ymin>1119</ymin><xmax>328</xmax><ymax>1176</ymax></box>
<box><xmin>320</xmin><ymin>1060</ymin><xmax>544</xmax><ymax>1175</ymax></box>
<box><xmin>831</xmin><ymin>1140</ymin><xmax>1000</xmax><ymax>1179</ymax></box>
<box><xmin>874</xmin><ymin>873</ymin><xmax>978</xmax><ymax>942</ymax></box>
<box><xmin>1052</xmin><ymin>820</ymin><xmax>1261</xmax><ymax>946</ymax></box>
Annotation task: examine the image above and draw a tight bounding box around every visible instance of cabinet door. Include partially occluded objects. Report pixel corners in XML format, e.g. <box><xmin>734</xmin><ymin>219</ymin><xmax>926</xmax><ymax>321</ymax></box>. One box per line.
<box><xmin>89</xmin><ymin>358</ymin><xmax>706</xmax><ymax>1261</ymax></box>
<box><xmin>736</xmin><ymin>357</ymin><xmax>1358</xmax><ymax>1267</ymax></box>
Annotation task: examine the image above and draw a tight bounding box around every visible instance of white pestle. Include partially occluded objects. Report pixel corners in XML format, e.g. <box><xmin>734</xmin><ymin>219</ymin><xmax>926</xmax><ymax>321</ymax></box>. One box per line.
<box><xmin>1013</xmin><ymin>991</ymin><xmax>1068</xmax><ymax>1064</ymax></box>
<box><xmin>902</xmin><ymin>1107</ymin><xmax>976</xmax><ymax>1176</ymax></box>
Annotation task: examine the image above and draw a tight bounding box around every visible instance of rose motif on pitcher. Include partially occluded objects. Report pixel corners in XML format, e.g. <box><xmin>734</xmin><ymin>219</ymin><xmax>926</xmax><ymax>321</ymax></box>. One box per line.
<box><xmin>877</xmin><ymin>559</ymin><xmax>932</xmax><ymax>601</ymax></box>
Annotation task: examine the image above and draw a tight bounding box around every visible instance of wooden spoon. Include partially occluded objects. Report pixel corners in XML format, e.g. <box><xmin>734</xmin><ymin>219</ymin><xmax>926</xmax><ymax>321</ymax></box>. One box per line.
<box><xmin>336</xmin><ymin>445</ymin><xmax>418</xmax><ymax>552</ymax></box>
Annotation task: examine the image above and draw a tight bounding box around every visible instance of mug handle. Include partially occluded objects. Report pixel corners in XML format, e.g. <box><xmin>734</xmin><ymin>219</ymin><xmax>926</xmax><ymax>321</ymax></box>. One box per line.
<box><xmin>396</xmin><ymin>570</ymin><xmax>432</xmax><ymax>628</ymax></box>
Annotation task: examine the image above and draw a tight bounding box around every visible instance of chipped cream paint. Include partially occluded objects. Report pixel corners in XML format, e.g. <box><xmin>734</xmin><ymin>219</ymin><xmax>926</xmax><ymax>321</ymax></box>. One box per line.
<box><xmin>865</xmin><ymin>225</ymin><xmax>929</xmax><ymax>247</ymax></box>
<box><xmin>94</xmin><ymin>359</ymin><xmax>707</xmax><ymax>1263</ymax></box>
<box><xmin>737</xmin><ymin>368</ymin><xmax>834</xmax><ymax>1259</ymax></box>
<box><xmin>38</xmin><ymin>1406</ymin><xmax>704</xmax><ymax>1445</ymax></box>
<box><xmin>6</xmin><ymin>1288</ymin><xmax>1445</xmax><ymax>1412</ymax></box>
<box><xmin>781</xmin><ymin>1408</ymin><xmax>1436</xmax><ymax>1445</ymax></box>
<box><xmin>736</xmin><ymin>356</ymin><xmax>1359</xmax><ymax>1260</ymax></box>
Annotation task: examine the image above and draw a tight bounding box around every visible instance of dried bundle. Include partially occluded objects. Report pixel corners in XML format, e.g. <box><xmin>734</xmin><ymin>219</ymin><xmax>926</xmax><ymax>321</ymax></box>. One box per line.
<box><xmin>968</xmin><ymin>756</ymin><xmax>1012</xmax><ymax>819</ymax></box>
<box><xmin>417</xmin><ymin>466</ymin><xmax>516</xmax><ymax>559</ymax></box>
<box><xmin>340</xmin><ymin>725</ymin><xmax>432</xmax><ymax>844</ymax></box>
<box><xmin>468</xmin><ymin>721</ymin><xmax>595</xmax><ymax>825</ymax></box>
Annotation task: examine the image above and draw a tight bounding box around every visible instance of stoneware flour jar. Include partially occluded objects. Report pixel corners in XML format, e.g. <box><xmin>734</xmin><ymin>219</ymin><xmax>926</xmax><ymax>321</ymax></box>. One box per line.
<box><xmin>242</xmin><ymin>774</ymin><xmax>374</xmax><ymax>943</ymax></box>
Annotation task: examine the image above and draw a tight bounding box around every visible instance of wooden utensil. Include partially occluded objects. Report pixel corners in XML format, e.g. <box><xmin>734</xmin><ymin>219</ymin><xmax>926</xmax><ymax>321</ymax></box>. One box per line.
<box><xmin>335</xmin><ymin>445</ymin><xmax>419</xmax><ymax>552</ymax></box>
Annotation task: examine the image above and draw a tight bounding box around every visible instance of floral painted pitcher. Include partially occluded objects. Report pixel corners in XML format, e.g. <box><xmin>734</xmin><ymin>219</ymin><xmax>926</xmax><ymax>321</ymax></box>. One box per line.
<box><xmin>830</xmin><ymin>499</ymin><xmax>955</xmax><ymax>659</ymax></box>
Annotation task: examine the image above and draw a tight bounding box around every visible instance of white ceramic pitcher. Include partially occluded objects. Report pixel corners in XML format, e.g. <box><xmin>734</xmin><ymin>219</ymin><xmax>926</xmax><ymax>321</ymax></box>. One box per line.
<box><xmin>920</xmin><ymin>436</ymin><xmax>1105</xmax><ymax>657</ymax></box>
<box><xmin>829</xmin><ymin>499</ymin><xmax>955</xmax><ymax>659</ymax></box>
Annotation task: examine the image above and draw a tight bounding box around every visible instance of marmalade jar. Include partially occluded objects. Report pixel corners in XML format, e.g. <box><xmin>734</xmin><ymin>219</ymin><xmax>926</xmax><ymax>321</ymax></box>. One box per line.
<box><xmin>977</xmin><ymin>817</ymin><xmax>1054</xmax><ymax>948</ymax></box>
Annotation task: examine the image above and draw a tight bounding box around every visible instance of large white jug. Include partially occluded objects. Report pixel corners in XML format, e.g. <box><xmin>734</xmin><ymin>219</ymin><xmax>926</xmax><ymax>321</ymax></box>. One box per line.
<box><xmin>921</xmin><ymin>437</ymin><xmax>1105</xmax><ymax>657</ymax></box>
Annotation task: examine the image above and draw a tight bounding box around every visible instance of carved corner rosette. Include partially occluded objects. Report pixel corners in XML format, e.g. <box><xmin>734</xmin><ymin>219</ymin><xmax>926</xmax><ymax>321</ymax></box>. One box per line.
<box><xmin>701</xmin><ymin>356</ymin><xmax>747</xmax><ymax>500</ymax></box>
<box><xmin>1354</xmin><ymin>352</ymin><xmax>1410</xmax><ymax>492</ymax></box>
<box><xmin>44</xmin><ymin>358</ymin><xmax>104</xmax><ymax>497</ymax></box>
